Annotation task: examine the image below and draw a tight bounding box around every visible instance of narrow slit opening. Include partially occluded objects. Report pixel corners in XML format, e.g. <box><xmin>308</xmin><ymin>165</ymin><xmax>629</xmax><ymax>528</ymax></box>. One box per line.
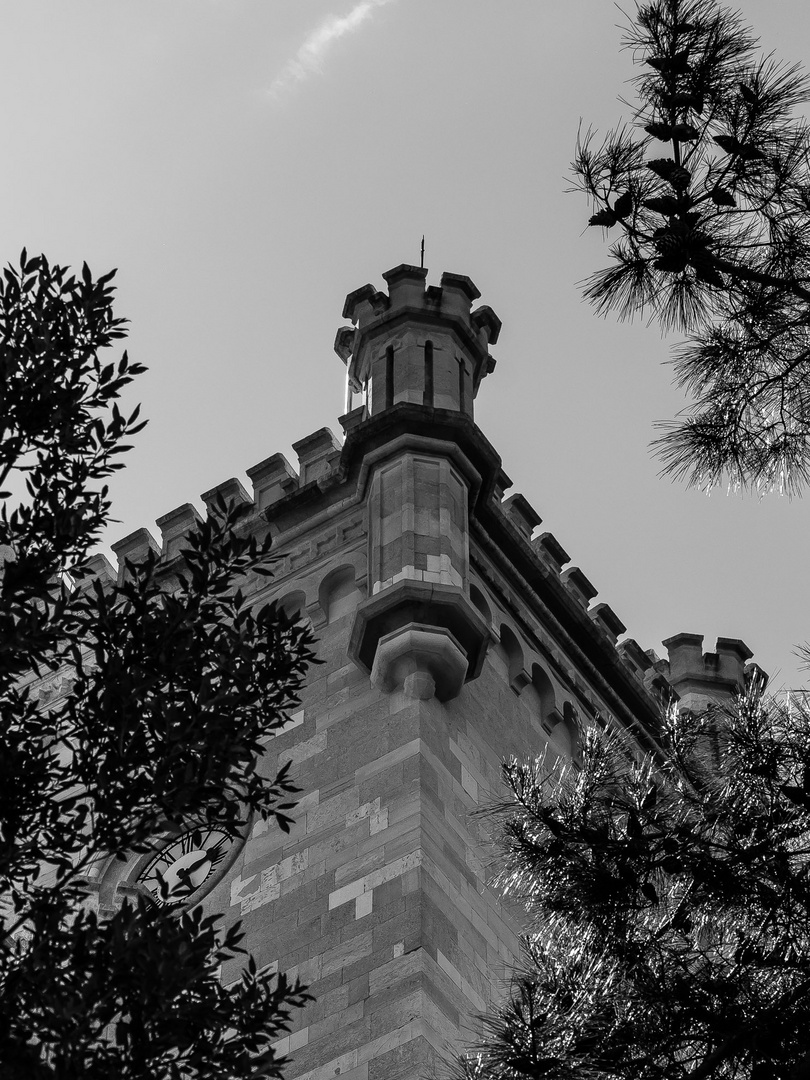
<box><xmin>385</xmin><ymin>346</ymin><xmax>395</xmax><ymax>409</ymax></box>
<box><xmin>423</xmin><ymin>341</ymin><xmax>434</xmax><ymax>407</ymax></box>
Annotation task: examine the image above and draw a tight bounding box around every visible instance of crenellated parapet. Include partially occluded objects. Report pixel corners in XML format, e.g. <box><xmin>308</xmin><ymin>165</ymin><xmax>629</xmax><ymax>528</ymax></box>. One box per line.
<box><xmin>661</xmin><ymin>633</ymin><xmax>765</xmax><ymax>711</ymax></box>
<box><xmin>336</xmin><ymin>264</ymin><xmax>501</xmax><ymax>418</ymax></box>
<box><xmin>90</xmin><ymin>262</ymin><xmax>760</xmax><ymax>729</ymax></box>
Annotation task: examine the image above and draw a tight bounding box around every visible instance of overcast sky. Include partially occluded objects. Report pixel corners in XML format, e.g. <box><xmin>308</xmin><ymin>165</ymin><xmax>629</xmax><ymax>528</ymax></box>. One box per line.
<box><xmin>3</xmin><ymin>0</ymin><xmax>810</xmax><ymax>689</ymax></box>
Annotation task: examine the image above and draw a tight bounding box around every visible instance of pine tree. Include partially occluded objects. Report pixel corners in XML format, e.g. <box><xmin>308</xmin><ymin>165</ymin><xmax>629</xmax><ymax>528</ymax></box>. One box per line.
<box><xmin>458</xmin><ymin>674</ymin><xmax>810</xmax><ymax>1080</ymax></box>
<box><xmin>573</xmin><ymin>0</ymin><xmax>810</xmax><ymax>493</ymax></box>
<box><xmin>0</xmin><ymin>253</ymin><xmax>314</xmax><ymax>1078</ymax></box>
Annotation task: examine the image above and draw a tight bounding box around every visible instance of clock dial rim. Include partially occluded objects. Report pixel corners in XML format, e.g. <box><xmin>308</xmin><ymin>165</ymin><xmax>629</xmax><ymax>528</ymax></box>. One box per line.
<box><xmin>136</xmin><ymin>824</ymin><xmax>240</xmax><ymax>908</ymax></box>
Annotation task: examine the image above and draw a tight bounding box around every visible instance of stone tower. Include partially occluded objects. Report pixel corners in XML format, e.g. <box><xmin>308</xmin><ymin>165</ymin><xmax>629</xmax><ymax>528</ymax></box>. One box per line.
<box><xmin>80</xmin><ymin>264</ymin><xmax>759</xmax><ymax>1080</ymax></box>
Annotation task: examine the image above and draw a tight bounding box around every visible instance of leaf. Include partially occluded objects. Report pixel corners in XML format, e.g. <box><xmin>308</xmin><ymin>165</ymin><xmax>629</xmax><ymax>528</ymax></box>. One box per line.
<box><xmin>543</xmin><ymin>815</ymin><xmax>565</xmax><ymax>837</ymax></box>
<box><xmin>641</xmin><ymin>784</ymin><xmax>658</xmax><ymax>810</ymax></box>
<box><xmin>646</xmin><ymin>158</ymin><xmax>691</xmax><ymax>190</ymax></box>
<box><xmin>714</xmin><ymin>134</ymin><xmax>741</xmax><ymax>155</ymax></box>
<box><xmin>613</xmin><ymin>191</ymin><xmax>633</xmax><ymax>218</ymax></box>
<box><xmin>626</xmin><ymin>809</ymin><xmax>642</xmax><ymax>838</ymax></box>
<box><xmin>710</xmin><ymin>186</ymin><xmax>736</xmax><ymax>207</ymax></box>
<box><xmin>780</xmin><ymin>784</ymin><xmax>810</xmax><ymax>810</ymax></box>
<box><xmin>508</xmin><ymin>1054</ymin><xmax>559</xmax><ymax>1075</ymax></box>
<box><xmin>669</xmin><ymin>90</ymin><xmax>704</xmax><ymax>113</ymax></box>
<box><xmin>647</xmin><ymin>49</ymin><xmax>690</xmax><ymax>75</ymax></box>
<box><xmin>643</xmin><ymin>195</ymin><xmax>681</xmax><ymax>215</ymax></box>
<box><xmin>654</xmin><ymin>254</ymin><xmax>688</xmax><ymax>273</ymax></box>
<box><xmin>640</xmin><ymin>881</ymin><xmax>659</xmax><ymax>904</ymax></box>
<box><xmin>695</xmin><ymin>264</ymin><xmax>724</xmax><ymax>288</ymax></box>
<box><xmin>645</xmin><ymin>122</ymin><xmax>675</xmax><ymax>141</ymax></box>
<box><xmin>671</xmin><ymin>123</ymin><xmax>699</xmax><ymax>142</ymax></box>
<box><xmin>589</xmin><ymin>209</ymin><xmax>618</xmax><ymax>227</ymax></box>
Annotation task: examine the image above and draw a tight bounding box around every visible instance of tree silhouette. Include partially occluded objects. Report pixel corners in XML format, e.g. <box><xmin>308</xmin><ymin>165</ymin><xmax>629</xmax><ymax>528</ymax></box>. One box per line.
<box><xmin>0</xmin><ymin>253</ymin><xmax>314</xmax><ymax>1078</ymax></box>
<box><xmin>457</xmin><ymin>675</ymin><xmax>810</xmax><ymax>1080</ymax></box>
<box><xmin>573</xmin><ymin>0</ymin><xmax>810</xmax><ymax>493</ymax></box>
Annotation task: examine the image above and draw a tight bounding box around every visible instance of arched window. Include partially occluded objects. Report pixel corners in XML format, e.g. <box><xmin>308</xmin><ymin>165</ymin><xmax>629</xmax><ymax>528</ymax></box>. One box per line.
<box><xmin>494</xmin><ymin>624</ymin><xmax>524</xmax><ymax>686</ymax></box>
<box><xmin>319</xmin><ymin>566</ymin><xmax>361</xmax><ymax>624</ymax></box>
<box><xmin>530</xmin><ymin>664</ymin><xmax>556</xmax><ymax>721</ymax></box>
<box><xmin>545</xmin><ymin>702</ymin><xmax>581</xmax><ymax>760</ymax></box>
<box><xmin>470</xmin><ymin>583</ymin><xmax>491</xmax><ymax>629</ymax></box>
<box><xmin>279</xmin><ymin>590</ymin><xmax>307</xmax><ymax>621</ymax></box>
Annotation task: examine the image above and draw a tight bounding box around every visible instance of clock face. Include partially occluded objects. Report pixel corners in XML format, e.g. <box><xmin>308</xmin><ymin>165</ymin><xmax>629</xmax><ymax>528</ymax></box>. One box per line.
<box><xmin>138</xmin><ymin>826</ymin><xmax>235</xmax><ymax>907</ymax></box>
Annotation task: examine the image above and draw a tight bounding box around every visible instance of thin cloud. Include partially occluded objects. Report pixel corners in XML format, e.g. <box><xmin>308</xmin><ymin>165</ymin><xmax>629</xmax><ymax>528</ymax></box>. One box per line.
<box><xmin>269</xmin><ymin>0</ymin><xmax>395</xmax><ymax>100</ymax></box>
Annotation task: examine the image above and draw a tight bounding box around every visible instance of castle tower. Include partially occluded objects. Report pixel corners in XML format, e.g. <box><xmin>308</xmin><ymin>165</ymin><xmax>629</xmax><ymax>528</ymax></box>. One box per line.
<box><xmin>214</xmin><ymin>264</ymin><xmax>665</xmax><ymax>1079</ymax></box>
<box><xmin>661</xmin><ymin>633</ymin><xmax>763</xmax><ymax>712</ymax></box>
<box><xmin>78</xmin><ymin>264</ymin><xmax>758</xmax><ymax>1080</ymax></box>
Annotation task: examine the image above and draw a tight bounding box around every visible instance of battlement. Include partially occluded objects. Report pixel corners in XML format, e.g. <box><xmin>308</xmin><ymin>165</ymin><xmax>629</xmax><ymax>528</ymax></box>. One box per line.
<box><xmin>98</xmin><ymin>427</ymin><xmax>344</xmax><ymax>584</ymax></box>
<box><xmin>336</xmin><ymin>265</ymin><xmax>501</xmax><ymax>418</ymax></box>
<box><xmin>94</xmin><ymin>424</ymin><xmax>666</xmax><ymax>700</ymax></box>
<box><xmin>87</xmin><ymin>262</ymin><xmax>760</xmax><ymax>723</ymax></box>
<box><xmin>661</xmin><ymin>632</ymin><xmax>763</xmax><ymax>709</ymax></box>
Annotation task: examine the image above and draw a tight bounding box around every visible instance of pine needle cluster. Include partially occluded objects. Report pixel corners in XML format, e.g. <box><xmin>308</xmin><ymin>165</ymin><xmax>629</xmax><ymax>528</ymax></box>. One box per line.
<box><xmin>573</xmin><ymin>0</ymin><xmax>810</xmax><ymax>493</ymax></box>
<box><xmin>457</xmin><ymin>676</ymin><xmax>810</xmax><ymax>1080</ymax></box>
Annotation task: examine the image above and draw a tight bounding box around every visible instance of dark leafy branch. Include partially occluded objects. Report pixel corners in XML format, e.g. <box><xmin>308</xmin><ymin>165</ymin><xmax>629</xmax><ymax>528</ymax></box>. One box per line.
<box><xmin>0</xmin><ymin>254</ymin><xmax>315</xmax><ymax>1078</ymax></box>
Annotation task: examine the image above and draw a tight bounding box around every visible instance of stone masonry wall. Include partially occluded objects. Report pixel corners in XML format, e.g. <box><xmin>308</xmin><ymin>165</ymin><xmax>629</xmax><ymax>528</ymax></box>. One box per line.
<box><xmin>203</xmin><ymin>552</ymin><xmax>558</xmax><ymax>1080</ymax></box>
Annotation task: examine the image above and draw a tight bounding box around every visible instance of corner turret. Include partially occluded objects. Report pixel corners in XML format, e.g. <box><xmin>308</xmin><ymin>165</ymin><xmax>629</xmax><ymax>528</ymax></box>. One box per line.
<box><xmin>662</xmin><ymin>633</ymin><xmax>765</xmax><ymax>711</ymax></box>
<box><xmin>339</xmin><ymin>264</ymin><xmax>501</xmax><ymax>701</ymax></box>
<box><xmin>335</xmin><ymin>264</ymin><xmax>500</xmax><ymax>419</ymax></box>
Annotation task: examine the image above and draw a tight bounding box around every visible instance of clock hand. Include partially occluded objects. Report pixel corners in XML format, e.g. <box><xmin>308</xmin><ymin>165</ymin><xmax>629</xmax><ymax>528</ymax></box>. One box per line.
<box><xmin>168</xmin><ymin>852</ymin><xmax>210</xmax><ymax>892</ymax></box>
<box><xmin>206</xmin><ymin>844</ymin><xmax>226</xmax><ymax>866</ymax></box>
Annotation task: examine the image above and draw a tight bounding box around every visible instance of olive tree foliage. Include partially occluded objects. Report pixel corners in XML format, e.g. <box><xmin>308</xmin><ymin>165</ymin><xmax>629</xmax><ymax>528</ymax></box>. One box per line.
<box><xmin>457</xmin><ymin>676</ymin><xmax>810</xmax><ymax>1080</ymax></box>
<box><xmin>573</xmin><ymin>0</ymin><xmax>810</xmax><ymax>493</ymax></box>
<box><xmin>0</xmin><ymin>253</ymin><xmax>315</xmax><ymax>1079</ymax></box>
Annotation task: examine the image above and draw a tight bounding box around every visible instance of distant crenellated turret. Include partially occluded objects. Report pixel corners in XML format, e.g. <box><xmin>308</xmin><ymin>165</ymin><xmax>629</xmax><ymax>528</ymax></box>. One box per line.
<box><xmin>336</xmin><ymin>263</ymin><xmax>500</xmax><ymax>419</ymax></box>
<box><xmin>662</xmin><ymin>633</ymin><xmax>765</xmax><ymax>711</ymax></box>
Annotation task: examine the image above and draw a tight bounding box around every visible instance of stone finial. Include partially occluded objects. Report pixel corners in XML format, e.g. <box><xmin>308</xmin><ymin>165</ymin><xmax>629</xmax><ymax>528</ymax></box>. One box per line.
<box><xmin>471</xmin><ymin>305</ymin><xmax>502</xmax><ymax>347</ymax></box>
<box><xmin>292</xmin><ymin>428</ymin><xmax>342</xmax><ymax>486</ymax></box>
<box><xmin>439</xmin><ymin>272</ymin><xmax>481</xmax><ymax>317</ymax></box>
<box><xmin>493</xmin><ymin>469</ymin><xmax>512</xmax><ymax>503</ymax></box>
<box><xmin>561</xmin><ymin>566</ymin><xmax>598</xmax><ymax>609</ymax></box>
<box><xmin>201</xmin><ymin>478</ymin><xmax>252</xmax><ymax>516</ymax></box>
<box><xmin>156</xmin><ymin>503</ymin><xmax>203</xmax><ymax>560</ymax></box>
<box><xmin>246</xmin><ymin>453</ymin><xmax>298</xmax><ymax>511</ymax></box>
<box><xmin>111</xmin><ymin>528</ymin><xmax>160</xmax><ymax>582</ymax></box>
<box><xmin>589</xmin><ymin>602</ymin><xmax>626</xmax><ymax>644</ymax></box>
<box><xmin>342</xmin><ymin>284</ymin><xmax>389</xmax><ymax>325</ymax></box>
<box><xmin>73</xmin><ymin>553</ymin><xmax>116</xmax><ymax>591</ymax></box>
<box><xmin>501</xmin><ymin>493</ymin><xmax>542</xmax><ymax>541</ymax></box>
<box><xmin>334</xmin><ymin>326</ymin><xmax>357</xmax><ymax>365</ymax></box>
<box><xmin>381</xmin><ymin>264</ymin><xmax>429</xmax><ymax>310</ymax></box>
<box><xmin>617</xmin><ymin>638</ymin><xmax>654</xmax><ymax>678</ymax></box>
<box><xmin>531</xmin><ymin>532</ymin><xmax>570</xmax><ymax>573</ymax></box>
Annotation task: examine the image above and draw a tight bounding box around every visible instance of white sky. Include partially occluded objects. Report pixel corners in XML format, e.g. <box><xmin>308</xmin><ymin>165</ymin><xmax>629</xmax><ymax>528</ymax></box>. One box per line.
<box><xmin>2</xmin><ymin>0</ymin><xmax>810</xmax><ymax>689</ymax></box>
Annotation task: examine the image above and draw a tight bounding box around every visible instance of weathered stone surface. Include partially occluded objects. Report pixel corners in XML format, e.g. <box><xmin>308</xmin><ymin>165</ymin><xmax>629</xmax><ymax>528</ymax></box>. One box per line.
<box><xmin>92</xmin><ymin>265</ymin><xmax>728</xmax><ymax>1080</ymax></box>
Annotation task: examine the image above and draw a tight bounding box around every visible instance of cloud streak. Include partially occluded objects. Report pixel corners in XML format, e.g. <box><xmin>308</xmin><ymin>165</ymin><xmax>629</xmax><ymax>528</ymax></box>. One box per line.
<box><xmin>269</xmin><ymin>0</ymin><xmax>395</xmax><ymax>100</ymax></box>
